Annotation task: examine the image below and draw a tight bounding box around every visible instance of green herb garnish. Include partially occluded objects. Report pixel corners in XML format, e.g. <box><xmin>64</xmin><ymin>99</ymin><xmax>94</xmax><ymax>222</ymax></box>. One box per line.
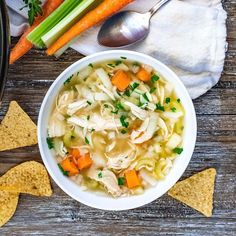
<box><xmin>88</xmin><ymin>63</ymin><xmax>93</xmax><ymax>68</ymax></box>
<box><xmin>121</xmin><ymin>56</ymin><xmax>127</xmax><ymax>60</ymax></box>
<box><xmin>87</xmin><ymin>101</ymin><xmax>92</xmax><ymax>105</ymax></box>
<box><xmin>91</xmin><ymin>128</ymin><xmax>95</xmax><ymax>132</ymax></box>
<box><xmin>171</xmin><ymin>107</ymin><xmax>177</xmax><ymax>112</ymax></box>
<box><xmin>120</xmin><ymin>115</ymin><xmax>129</xmax><ymax>128</ymax></box>
<box><xmin>156</xmin><ymin>103</ymin><xmax>165</xmax><ymax>111</ymax></box>
<box><xmin>150</xmin><ymin>87</ymin><xmax>156</xmax><ymax>94</ymax></box>
<box><xmin>133</xmin><ymin>62</ymin><xmax>140</xmax><ymax>67</ymax></box>
<box><xmin>64</xmin><ymin>75</ymin><xmax>73</xmax><ymax>85</ymax></box>
<box><xmin>130</xmin><ymin>82</ymin><xmax>140</xmax><ymax>91</ymax></box>
<box><xmin>22</xmin><ymin>0</ymin><xmax>43</xmax><ymax>25</ymax></box>
<box><xmin>115</xmin><ymin>60</ymin><xmax>122</xmax><ymax>66</ymax></box>
<box><xmin>124</xmin><ymin>89</ymin><xmax>131</xmax><ymax>97</ymax></box>
<box><xmin>121</xmin><ymin>130</ymin><xmax>127</xmax><ymax>134</ymax></box>
<box><xmin>85</xmin><ymin>137</ymin><xmax>90</xmax><ymax>145</ymax></box>
<box><xmin>98</xmin><ymin>172</ymin><xmax>103</xmax><ymax>178</ymax></box>
<box><xmin>107</xmin><ymin>63</ymin><xmax>115</xmax><ymax>68</ymax></box>
<box><xmin>142</xmin><ymin>93</ymin><xmax>150</xmax><ymax>102</ymax></box>
<box><xmin>177</xmin><ymin>98</ymin><xmax>181</xmax><ymax>103</ymax></box>
<box><xmin>151</xmin><ymin>74</ymin><xmax>160</xmax><ymax>83</ymax></box>
<box><xmin>173</xmin><ymin>148</ymin><xmax>183</xmax><ymax>154</ymax></box>
<box><xmin>118</xmin><ymin>177</ymin><xmax>126</xmax><ymax>186</ymax></box>
<box><xmin>58</xmin><ymin>164</ymin><xmax>69</xmax><ymax>176</ymax></box>
<box><xmin>87</xmin><ymin>115</ymin><xmax>90</xmax><ymax>120</ymax></box>
<box><xmin>165</xmin><ymin>97</ymin><xmax>171</xmax><ymax>104</ymax></box>
<box><xmin>111</xmin><ymin>110</ymin><xmax>119</xmax><ymax>114</ymax></box>
<box><xmin>46</xmin><ymin>137</ymin><xmax>54</xmax><ymax>149</ymax></box>
<box><xmin>104</xmin><ymin>104</ymin><xmax>109</xmax><ymax>108</ymax></box>
<box><xmin>115</xmin><ymin>102</ymin><xmax>125</xmax><ymax>111</ymax></box>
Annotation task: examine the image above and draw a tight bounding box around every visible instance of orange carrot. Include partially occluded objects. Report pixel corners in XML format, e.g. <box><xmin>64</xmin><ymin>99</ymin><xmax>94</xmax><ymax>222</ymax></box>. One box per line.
<box><xmin>70</xmin><ymin>148</ymin><xmax>81</xmax><ymax>159</ymax></box>
<box><xmin>77</xmin><ymin>153</ymin><xmax>93</xmax><ymax>170</ymax></box>
<box><xmin>10</xmin><ymin>0</ymin><xmax>63</xmax><ymax>64</ymax></box>
<box><xmin>47</xmin><ymin>0</ymin><xmax>134</xmax><ymax>55</ymax></box>
<box><xmin>60</xmin><ymin>156</ymin><xmax>79</xmax><ymax>176</ymax></box>
<box><xmin>112</xmin><ymin>70</ymin><xmax>131</xmax><ymax>91</ymax></box>
<box><xmin>125</xmin><ymin>170</ymin><xmax>140</xmax><ymax>189</ymax></box>
<box><xmin>136</xmin><ymin>67</ymin><xmax>151</xmax><ymax>82</ymax></box>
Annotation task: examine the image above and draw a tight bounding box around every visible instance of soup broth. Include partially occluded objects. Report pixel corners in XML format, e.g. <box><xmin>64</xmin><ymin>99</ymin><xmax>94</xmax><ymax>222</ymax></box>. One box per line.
<box><xmin>47</xmin><ymin>58</ymin><xmax>185</xmax><ymax>197</ymax></box>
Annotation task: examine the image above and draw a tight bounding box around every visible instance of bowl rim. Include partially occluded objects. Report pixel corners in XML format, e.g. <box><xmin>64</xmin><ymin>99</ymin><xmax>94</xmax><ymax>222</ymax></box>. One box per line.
<box><xmin>38</xmin><ymin>50</ymin><xmax>197</xmax><ymax>211</ymax></box>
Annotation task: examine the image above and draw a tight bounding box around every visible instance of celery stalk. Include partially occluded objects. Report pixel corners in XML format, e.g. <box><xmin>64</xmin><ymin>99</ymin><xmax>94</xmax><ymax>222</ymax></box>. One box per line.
<box><xmin>42</xmin><ymin>0</ymin><xmax>98</xmax><ymax>47</ymax></box>
<box><xmin>27</xmin><ymin>0</ymin><xmax>83</xmax><ymax>48</ymax></box>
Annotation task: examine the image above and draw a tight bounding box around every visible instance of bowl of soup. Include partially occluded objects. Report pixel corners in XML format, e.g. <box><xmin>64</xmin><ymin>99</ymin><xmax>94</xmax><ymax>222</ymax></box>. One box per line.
<box><xmin>38</xmin><ymin>50</ymin><xmax>197</xmax><ymax>210</ymax></box>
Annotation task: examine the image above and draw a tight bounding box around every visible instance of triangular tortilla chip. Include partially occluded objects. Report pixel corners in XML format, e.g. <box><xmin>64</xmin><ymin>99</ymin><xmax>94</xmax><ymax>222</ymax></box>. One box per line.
<box><xmin>0</xmin><ymin>101</ymin><xmax>37</xmax><ymax>151</ymax></box>
<box><xmin>168</xmin><ymin>168</ymin><xmax>216</xmax><ymax>217</ymax></box>
<box><xmin>0</xmin><ymin>190</ymin><xmax>19</xmax><ymax>227</ymax></box>
<box><xmin>0</xmin><ymin>161</ymin><xmax>52</xmax><ymax>197</ymax></box>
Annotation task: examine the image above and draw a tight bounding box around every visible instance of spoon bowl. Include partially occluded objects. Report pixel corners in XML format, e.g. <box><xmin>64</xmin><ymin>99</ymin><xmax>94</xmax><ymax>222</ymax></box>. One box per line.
<box><xmin>98</xmin><ymin>11</ymin><xmax>150</xmax><ymax>48</ymax></box>
<box><xmin>97</xmin><ymin>0</ymin><xmax>171</xmax><ymax>48</ymax></box>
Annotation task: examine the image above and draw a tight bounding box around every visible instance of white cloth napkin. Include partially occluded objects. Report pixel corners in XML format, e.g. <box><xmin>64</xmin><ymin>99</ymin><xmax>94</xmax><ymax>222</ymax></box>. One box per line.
<box><xmin>7</xmin><ymin>0</ymin><xmax>227</xmax><ymax>99</ymax></box>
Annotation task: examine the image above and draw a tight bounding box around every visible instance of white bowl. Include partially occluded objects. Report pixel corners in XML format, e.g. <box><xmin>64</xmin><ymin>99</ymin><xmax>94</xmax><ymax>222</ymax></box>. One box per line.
<box><xmin>38</xmin><ymin>50</ymin><xmax>197</xmax><ymax>211</ymax></box>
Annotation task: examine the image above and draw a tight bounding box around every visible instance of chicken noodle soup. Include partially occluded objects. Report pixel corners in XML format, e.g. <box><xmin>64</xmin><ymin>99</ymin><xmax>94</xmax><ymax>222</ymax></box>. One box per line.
<box><xmin>47</xmin><ymin>57</ymin><xmax>185</xmax><ymax>197</ymax></box>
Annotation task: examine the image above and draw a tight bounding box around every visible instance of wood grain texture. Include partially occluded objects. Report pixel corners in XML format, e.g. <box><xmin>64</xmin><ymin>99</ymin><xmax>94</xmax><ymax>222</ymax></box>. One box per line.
<box><xmin>0</xmin><ymin>1</ymin><xmax>236</xmax><ymax>235</ymax></box>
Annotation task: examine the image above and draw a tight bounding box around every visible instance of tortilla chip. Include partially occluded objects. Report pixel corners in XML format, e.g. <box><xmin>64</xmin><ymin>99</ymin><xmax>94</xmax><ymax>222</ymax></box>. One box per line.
<box><xmin>0</xmin><ymin>161</ymin><xmax>52</xmax><ymax>197</ymax></box>
<box><xmin>168</xmin><ymin>168</ymin><xmax>216</xmax><ymax>217</ymax></box>
<box><xmin>0</xmin><ymin>190</ymin><xmax>19</xmax><ymax>227</ymax></box>
<box><xmin>0</xmin><ymin>101</ymin><xmax>37</xmax><ymax>151</ymax></box>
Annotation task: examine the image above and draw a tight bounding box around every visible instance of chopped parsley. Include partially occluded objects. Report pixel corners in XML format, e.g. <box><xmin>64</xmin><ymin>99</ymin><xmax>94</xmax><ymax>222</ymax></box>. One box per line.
<box><xmin>98</xmin><ymin>172</ymin><xmax>103</xmax><ymax>178</ymax></box>
<box><xmin>171</xmin><ymin>107</ymin><xmax>177</xmax><ymax>112</ymax></box>
<box><xmin>133</xmin><ymin>62</ymin><xmax>140</xmax><ymax>67</ymax></box>
<box><xmin>118</xmin><ymin>177</ymin><xmax>126</xmax><ymax>186</ymax></box>
<box><xmin>104</xmin><ymin>104</ymin><xmax>109</xmax><ymax>108</ymax></box>
<box><xmin>63</xmin><ymin>75</ymin><xmax>73</xmax><ymax>85</ymax></box>
<box><xmin>150</xmin><ymin>87</ymin><xmax>156</xmax><ymax>94</ymax></box>
<box><xmin>156</xmin><ymin>103</ymin><xmax>165</xmax><ymax>111</ymax></box>
<box><xmin>107</xmin><ymin>63</ymin><xmax>115</xmax><ymax>68</ymax></box>
<box><xmin>124</xmin><ymin>89</ymin><xmax>131</xmax><ymax>97</ymax></box>
<box><xmin>91</xmin><ymin>128</ymin><xmax>95</xmax><ymax>132</ymax></box>
<box><xmin>165</xmin><ymin>97</ymin><xmax>171</xmax><ymax>104</ymax></box>
<box><xmin>130</xmin><ymin>82</ymin><xmax>140</xmax><ymax>91</ymax></box>
<box><xmin>88</xmin><ymin>63</ymin><xmax>93</xmax><ymax>68</ymax></box>
<box><xmin>177</xmin><ymin>98</ymin><xmax>181</xmax><ymax>103</ymax></box>
<box><xmin>111</xmin><ymin>110</ymin><xmax>119</xmax><ymax>114</ymax></box>
<box><xmin>46</xmin><ymin>137</ymin><xmax>54</xmax><ymax>149</ymax></box>
<box><xmin>115</xmin><ymin>60</ymin><xmax>122</xmax><ymax>66</ymax></box>
<box><xmin>77</xmin><ymin>71</ymin><xmax>80</xmax><ymax>75</ymax></box>
<box><xmin>173</xmin><ymin>147</ymin><xmax>183</xmax><ymax>154</ymax></box>
<box><xmin>115</xmin><ymin>102</ymin><xmax>125</xmax><ymax>111</ymax></box>
<box><xmin>142</xmin><ymin>93</ymin><xmax>150</xmax><ymax>102</ymax></box>
<box><xmin>85</xmin><ymin>137</ymin><xmax>90</xmax><ymax>145</ymax></box>
<box><xmin>87</xmin><ymin>101</ymin><xmax>92</xmax><ymax>105</ymax></box>
<box><xmin>120</xmin><ymin>56</ymin><xmax>127</xmax><ymax>60</ymax></box>
<box><xmin>151</xmin><ymin>74</ymin><xmax>160</xmax><ymax>83</ymax></box>
<box><xmin>120</xmin><ymin>115</ymin><xmax>129</xmax><ymax>128</ymax></box>
<box><xmin>58</xmin><ymin>164</ymin><xmax>69</xmax><ymax>176</ymax></box>
<box><xmin>121</xmin><ymin>129</ymin><xmax>127</xmax><ymax>134</ymax></box>
<box><xmin>87</xmin><ymin>115</ymin><xmax>90</xmax><ymax>120</ymax></box>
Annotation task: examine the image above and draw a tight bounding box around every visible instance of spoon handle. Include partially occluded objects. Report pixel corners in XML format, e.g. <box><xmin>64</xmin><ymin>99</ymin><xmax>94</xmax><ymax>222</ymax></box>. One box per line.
<box><xmin>148</xmin><ymin>0</ymin><xmax>171</xmax><ymax>17</ymax></box>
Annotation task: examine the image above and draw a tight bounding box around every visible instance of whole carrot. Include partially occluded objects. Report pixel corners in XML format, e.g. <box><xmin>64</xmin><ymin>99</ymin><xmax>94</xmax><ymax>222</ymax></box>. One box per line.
<box><xmin>47</xmin><ymin>0</ymin><xmax>134</xmax><ymax>55</ymax></box>
<box><xmin>10</xmin><ymin>0</ymin><xmax>63</xmax><ymax>64</ymax></box>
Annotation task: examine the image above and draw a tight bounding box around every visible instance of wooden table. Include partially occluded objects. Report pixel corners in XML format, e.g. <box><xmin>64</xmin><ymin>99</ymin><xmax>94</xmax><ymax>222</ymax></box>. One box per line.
<box><xmin>0</xmin><ymin>2</ymin><xmax>235</xmax><ymax>235</ymax></box>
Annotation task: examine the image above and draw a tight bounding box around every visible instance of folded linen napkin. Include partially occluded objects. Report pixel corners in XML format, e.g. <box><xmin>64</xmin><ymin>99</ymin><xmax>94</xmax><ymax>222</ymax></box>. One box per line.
<box><xmin>7</xmin><ymin>0</ymin><xmax>227</xmax><ymax>99</ymax></box>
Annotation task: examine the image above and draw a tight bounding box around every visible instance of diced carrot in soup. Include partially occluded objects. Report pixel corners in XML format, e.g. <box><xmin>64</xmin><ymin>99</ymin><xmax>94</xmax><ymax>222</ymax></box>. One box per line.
<box><xmin>70</xmin><ymin>148</ymin><xmax>81</xmax><ymax>159</ymax></box>
<box><xmin>136</xmin><ymin>67</ymin><xmax>151</xmax><ymax>82</ymax></box>
<box><xmin>111</xmin><ymin>70</ymin><xmax>131</xmax><ymax>91</ymax></box>
<box><xmin>125</xmin><ymin>170</ymin><xmax>141</xmax><ymax>188</ymax></box>
<box><xmin>77</xmin><ymin>153</ymin><xmax>93</xmax><ymax>170</ymax></box>
<box><xmin>60</xmin><ymin>156</ymin><xmax>79</xmax><ymax>176</ymax></box>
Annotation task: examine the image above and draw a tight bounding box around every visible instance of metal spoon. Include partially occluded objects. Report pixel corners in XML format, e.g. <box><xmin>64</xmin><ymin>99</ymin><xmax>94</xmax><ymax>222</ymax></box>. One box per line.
<box><xmin>97</xmin><ymin>0</ymin><xmax>171</xmax><ymax>48</ymax></box>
